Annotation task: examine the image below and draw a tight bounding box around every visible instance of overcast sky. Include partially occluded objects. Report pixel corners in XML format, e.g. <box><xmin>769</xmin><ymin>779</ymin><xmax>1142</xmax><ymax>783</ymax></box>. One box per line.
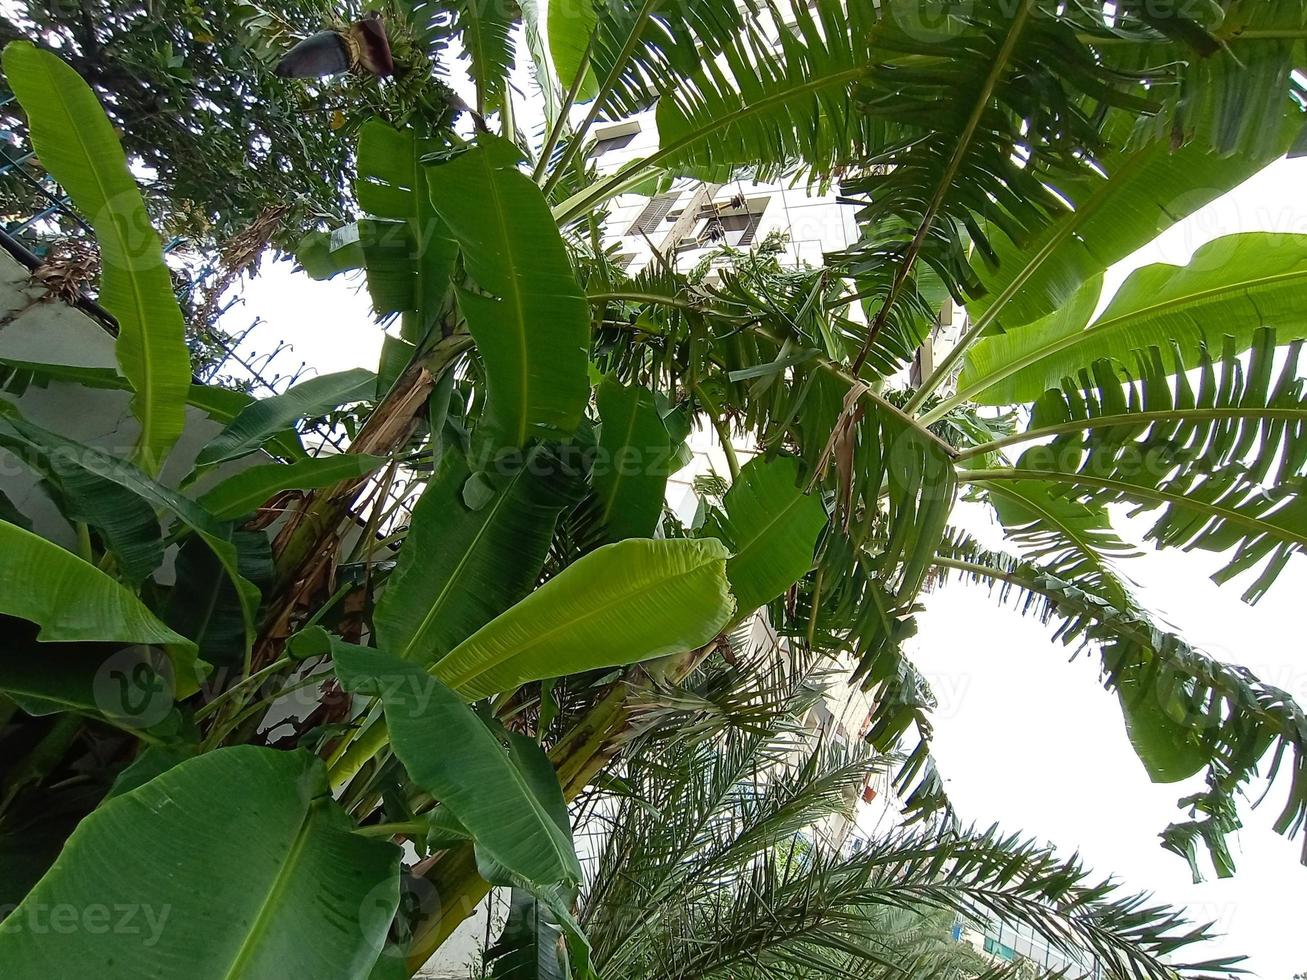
<box><xmin>220</xmin><ymin>155</ymin><xmax>1307</xmax><ymax>977</ymax></box>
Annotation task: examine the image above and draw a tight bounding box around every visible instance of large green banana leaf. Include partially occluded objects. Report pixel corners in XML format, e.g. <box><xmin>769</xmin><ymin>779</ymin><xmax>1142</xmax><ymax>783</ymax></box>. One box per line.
<box><xmin>709</xmin><ymin>455</ymin><xmax>827</xmax><ymax>616</ymax></box>
<box><xmin>198</xmin><ymin>453</ymin><xmax>387</xmax><ymax>520</ymax></box>
<box><xmin>427</xmin><ymin>134</ymin><xmax>590</xmax><ymax>446</ymax></box>
<box><xmin>968</xmin><ymin>112</ymin><xmax>1301</xmax><ymax>331</ymax></box>
<box><xmin>590</xmin><ymin>378</ymin><xmax>672</xmax><ymax>543</ymax></box>
<box><xmin>960</xmin><ymin>232</ymin><xmax>1307</xmax><ymax>405</ymax></box>
<box><xmin>980</xmin><ymin>475</ymin><xmax>1138</xmax><ymax>607</ymax></box>
<box><xmin>196</xmin><ymin>368</ymin><xmax>376</xmax><ymax>465</ymax></box>
<box><xmin>2</xmin><ymin>43</ymin><xmax>191</xmax><ymax>475</ymax></box>
<box><xmin>355</xmin><ymin>120</ymin><xmax>460</xmax><ymax>341</ymax></box>
<box><xmin>375</xmin><ymin>446</ymin><xmax>585</xmax><ymax>666</ymax></box>
<box><xmin>0</xmin><ymin>637</ymin><xmax>180</xmax><ymax>734</ymax></box>
<box><xmin>956</xmin><ymin>275</ymin><xmax>1105</xmax><ymax>406</ymax></box>
<box><xmin>0</xmin><ymin>747</ymin><xmax>399</xmax><ymax>979</ymax></box>
<box><xmin>547</xmin><ymin>0</ymin><xmax>598</xmax><ymax>101</ymax></box>
<box><xmin>0</xmin><ymin>519</ymin><xmax>197</xmax><ymax>688</ymax></box>
<box><xmin>331</xmin><ymin>641</ymin><xmax>581</xmax><ymax>888</ymax></box>
<box><xmin>0</xmin><ymin>411</ymin><xmax>261</xmax><ymax>656</ymax></box>
<box><xmin>0</xmin><ymin>519</ymin><xmax>188</xmax><ymax>648</ymax></box>
<box><xmin>298</xmin><ymin>122</ymin><xmax>459</xmax><ymax>348</ymax></box>
<box><xmin>965</xmin><ymin>330</ymin><xmax>1307</xmax><ymax>602</ymax></box>
<box><xmin>432</xmin><ymin>537</ymin><xmax>735</xmax><ymax>701</ymax></box>
<box><xmin>0</xmin><ymin>410</ymin><xmax>164</xmax><ymax>584</ymax></box>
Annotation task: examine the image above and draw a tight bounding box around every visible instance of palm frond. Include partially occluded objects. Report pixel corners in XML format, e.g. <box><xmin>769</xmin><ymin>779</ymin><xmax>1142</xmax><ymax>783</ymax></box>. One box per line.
<box><xmin>399</xmin><ymin>0</ymin><xmax>517</xmax><ymax>114</ymax></box>
<box><xmin>935</xmin><ymin>529</ymin><xmax>1307</xmax><ymax>877</ymax></box>
<box><xmin>963</xmin><ymin>328</ymin><xmax>1307</xmax><ymax>603</ymax></box>
<box><xmin>578</xmin><ymin>671</ymin><xmax>1243</xmax><ymax>979</ymax></box>
<box><xmin>832</xmin><ymin>0</ymin><xmax>1155</xmax><ymax>365</ymax></box>
<box><xmin>1097</xmin><ymin>0</ymin><xmax>1307</xmax><ymax>157</ymax></box>
<box><xmin>976</xmin><ymin>478</ymin><xmax>1143</xmax><ymax>605</ymax></box>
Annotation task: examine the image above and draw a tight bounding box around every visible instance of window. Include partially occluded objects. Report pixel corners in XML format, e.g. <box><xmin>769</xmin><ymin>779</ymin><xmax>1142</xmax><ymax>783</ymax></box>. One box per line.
<box><xmin>983</xmin><ymin>937</ymin><xmax>1017</xmax><ymax>961</ymax></box>
<box><xmin>627</xmin><ymin>193</ymin><xmax>679</xmax><ymax>236</ymax></box>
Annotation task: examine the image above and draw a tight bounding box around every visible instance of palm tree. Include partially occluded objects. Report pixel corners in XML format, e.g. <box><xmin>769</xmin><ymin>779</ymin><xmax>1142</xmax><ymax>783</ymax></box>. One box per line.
<box><xmin>484</xmin><ymin>646</ymin><xmax>1237</xmax><ymax>979</ymax></box>
<box><xmin>0</xmin><ymin>1</ymin><xmax>1304</xmax><ymax>977</ymax></box>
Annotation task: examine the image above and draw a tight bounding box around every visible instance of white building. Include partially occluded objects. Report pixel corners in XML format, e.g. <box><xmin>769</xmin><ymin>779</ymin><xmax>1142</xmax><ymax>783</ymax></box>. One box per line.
<box><xmin>590</xmin><ymin>113</ymin><xmax>862</xmax><ymax>277</ymax></box>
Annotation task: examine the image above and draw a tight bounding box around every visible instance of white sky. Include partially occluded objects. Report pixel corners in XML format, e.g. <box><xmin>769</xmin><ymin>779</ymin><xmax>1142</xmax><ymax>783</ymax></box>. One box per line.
<box><xmin>220</xmin><ymin>156</ymin><xmax>1307</xmax><ymax>977</ymax></box>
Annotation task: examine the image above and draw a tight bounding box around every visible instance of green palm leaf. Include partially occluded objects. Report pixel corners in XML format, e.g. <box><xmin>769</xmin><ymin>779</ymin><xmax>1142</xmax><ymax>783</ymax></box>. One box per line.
<box><xmin>978</xmin><ymin>478</ymin><xmax>1141</xmax><ymax>606</ymax></box>
<box><xmin>432</xmin><ymin>537</ymin><xmax>735</xmax><ymax>700</ymax></box>
<box><xmin>428</xmin><ymin>135</ymin><xmax>590</xmax><ymax>447</ymax></box>
<box><xmin>965</xmin><ymin>112</ymin><xmax>1303</xmax><ymax>333</ymax></box>
<box><xmin>936</xmin><ymin>530</ymin><xmax>1307</xmax><ymax>878</ymax></box>
<box><xmin>960</xmin><ymin>232</ymin><xmax>1307</xmax><ymax>406</ymax></box>
<box><xmin>2</xmin><ymin>42</ymin><xmax>192</xmax><ymax>475</ymax></box>
<box><xmin>375</xmin><ymin>445</ymin><xmax>586</xmax><ymax>667</ymax></box>
<box><xmin>455</xmin><ymin>0</ymin><xmax>518</xmax><ymax>114</ymax></box>
<box><xmin>963</xmin><ymin>329</ymin><xmax>1307</xmax><ymax>601</ymax></box>
<box><xmin>582</xmin><ymin>653</ymin><xmax>1238</xmax><ymax>978</ymax></box>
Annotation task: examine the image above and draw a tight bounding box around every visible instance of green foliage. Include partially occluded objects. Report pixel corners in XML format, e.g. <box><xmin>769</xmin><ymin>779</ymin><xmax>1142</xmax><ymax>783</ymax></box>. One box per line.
<box><xmin>937</xmin><ymin>529</ymin><xmax>1307</xmax><ymax>881</ymax></box>
<box><xmin>708</xmin><ymin>454</ymin><xmax>827</xmax><ymax>615</ymax></box>
<box><xmin>3</xmin><ymin>4</ymin><xmax>1307</xmax><ymax>976</ymax></box>
<box><xmin>0</xmin><ymin>518</ymin><xmax>191</xmax><ymax>655</ymax></box>
<box><xmin>0</xmin><ymin>747</ymin><xmax>400</xmax><ymax>978</ymax></box>
<box><xmin>334</xmin><ymin>119</ymin><xmax>460</xmax><ymax>343</ymax></box>
<box><xmin>966</xmin><ymin>112</ymin><xmax>1303</xmax><ymax>331</ymax></box>
<box><xmin>587</xmin><ymin>377</ymin><xmax>673</xmax><ymax>544</ymax></box>
<box><xmin>969</xmin><ymin>330</ymin><xmax>1307</xmax><ymax>602</ymax></box>
<box><xmin>0</xmin><ymin>0</ymin><xmax>456</xmax><ymax>249</ymax></box>
<box><xmin>3</xmin><ymin>42</ymin><xmax>192</xmax><ymax>474</ymax></box>
<box><xmin>432</xmin><ymin>537</ymin><xmax>736</xmax><ymax>701</ymax></box>
<box><xmin>197</xmin><ymin>454</ymin><xmax>388</xmax><ymax>520</ymax></box>
<box><xmin>331</xmin><ymin>641</ymin><xmax>582</xmax><ymax>889</ymax></box>
<box><xmin>576</xmin><ymin>652</ymin><xmax>1238</xmax><ymax>979</ymax></box>
<box><xmin>428</xmin><ymin>134</ymin><xmax>591</xmax><ymax>447</ymax></box>
<box><xmin>961</xmin><ymin>233</ymin><xmax>1307</xmax><ymax>405</ymax></box>
<box><xmin>197</xmin><ymin>368</ymin><xmax>376</xmax><ymax>465</ymax></box>
<box><xmin>375</xmin><ymin>445</ymin><xmax>586</xmax><ymax>666</ymax></box>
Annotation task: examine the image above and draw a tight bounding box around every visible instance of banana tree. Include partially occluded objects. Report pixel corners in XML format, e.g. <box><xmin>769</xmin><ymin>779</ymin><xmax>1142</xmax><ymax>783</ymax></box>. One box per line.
<box><xmin>0</xmin><ymin>0</ymin><xmax>1306</xmax><ymax>977</ymax></box>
